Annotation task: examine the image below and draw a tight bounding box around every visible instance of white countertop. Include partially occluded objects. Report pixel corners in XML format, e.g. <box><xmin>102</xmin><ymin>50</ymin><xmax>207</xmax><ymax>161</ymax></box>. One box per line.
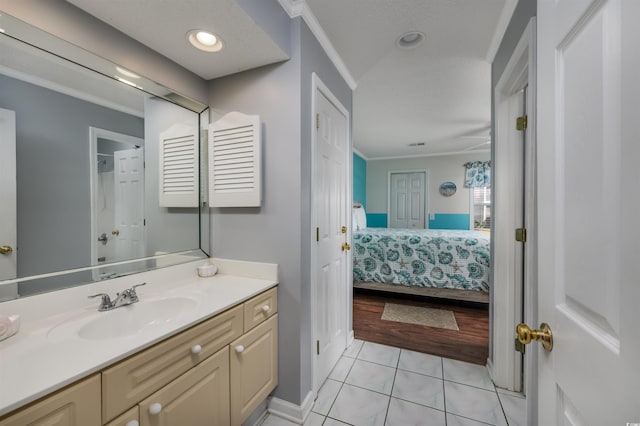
<box><xmin>0</xmin><ymin>258</ymin><xmax>278</xmax><ymax>417</ymax></box>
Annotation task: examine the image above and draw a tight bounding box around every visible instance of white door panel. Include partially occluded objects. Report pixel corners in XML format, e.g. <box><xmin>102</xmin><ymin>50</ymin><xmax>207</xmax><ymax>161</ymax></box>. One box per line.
<box><xmin>314</xmin><ymin>85</ymin><xmax>349</xmax><ymax>387</ymax></box>
<box><xmin>390</xmin><ymin>172</ymin><xmax>425</xmax><ymax>228</ymax></box>
<box><xmin>537</xmin><ymin>0</ymin><xmax>639</xmax><ymax>423</ymax></box>
<box><xmin>113</xmin><ymin>148</ymin><xmax>145</xmax><ymax>263</ymax></box>
<box><xmin>0</xmin><ymin>108</ymin><xmax>17</xmax><ymax>299</ymax></box>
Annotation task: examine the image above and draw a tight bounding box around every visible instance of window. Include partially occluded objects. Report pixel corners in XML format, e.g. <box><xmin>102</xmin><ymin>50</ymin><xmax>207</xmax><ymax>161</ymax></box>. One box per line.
<box><xmin>472</xmin><ymin>187</ymin><xmax>491</xmax><ymax>230</ymax></box>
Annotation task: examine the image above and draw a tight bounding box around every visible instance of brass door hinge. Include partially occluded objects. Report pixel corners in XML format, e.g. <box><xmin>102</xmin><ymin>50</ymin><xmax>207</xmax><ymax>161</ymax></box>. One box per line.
<box><xmin>516</xmin><ymin>115</ymin><xmax>528</xmax><ymax>131</ymax></box>
<box><xmin>316</xmin><ymin>113</ymin><xmax>320</xmax><ymax>130</ymax></box>
<box><xmin>317</xmin><ymin>340</ymin><xmax>320</xmax><ymax>355</ymax></box>
<box><xmin>515</xmin><ymin>338</ymin><xmax>526</xmax><ymax>353</ymax></box>
<box><xmin>316</xmin><ymin>227</ymin><xmax>319</xmax><ymax>242</ymax></box>
<box><xmin>515</xmin><ymin>228</ymin><xmax>527</xmax><ymax>243</ymax></box>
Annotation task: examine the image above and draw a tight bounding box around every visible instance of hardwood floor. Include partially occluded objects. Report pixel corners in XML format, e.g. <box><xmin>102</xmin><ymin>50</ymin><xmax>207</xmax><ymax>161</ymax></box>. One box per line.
<box><xmin>353</xmin><ymin>289</ymin><xmax>489</xmax><ymax>365</ymax></box>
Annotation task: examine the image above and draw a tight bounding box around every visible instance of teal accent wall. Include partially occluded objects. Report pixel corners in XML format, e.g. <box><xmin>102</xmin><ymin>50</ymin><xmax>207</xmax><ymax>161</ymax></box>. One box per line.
<box><xmin>366</xmin><ymin>213</ymin><xmax>388</xmax><ymax>228</ymax></box>
<box><xmin>428</xmin><ymin>214</ymin><xmax>470</xmax><ymax>230</ymax></box>
<box><xmin>353</xmin><ymin>153</ymin><xmax>366</xmax><ymax>208</ymax></box>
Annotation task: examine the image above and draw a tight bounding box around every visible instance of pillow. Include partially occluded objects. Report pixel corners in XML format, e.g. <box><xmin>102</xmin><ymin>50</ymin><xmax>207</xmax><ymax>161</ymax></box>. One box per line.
<box><xmin>353</xmin><ymin>206</ymin><xmax>367</xmax><ymax>230</ymax></box>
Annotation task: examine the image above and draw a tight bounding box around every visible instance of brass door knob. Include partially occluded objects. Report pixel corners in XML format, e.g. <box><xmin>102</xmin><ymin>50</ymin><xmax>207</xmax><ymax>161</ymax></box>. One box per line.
<box><xmin>516</xmin><ymin>323</ymin><xmax>553</xmax><ymax>351</ymax></box>
<box><xmin>112</xmin><ymin>230</ymin><xmax>120</xmax><ymax>236</ymax></box>
<box><xmin>341</xmin><ymin>243</ymin><xmax>351</xmax><ymax>251</ymax></box>
<box><xmin>0</xmin><ymin>245</ymin><xmax>13</xmax><ymax>255</ymax></box>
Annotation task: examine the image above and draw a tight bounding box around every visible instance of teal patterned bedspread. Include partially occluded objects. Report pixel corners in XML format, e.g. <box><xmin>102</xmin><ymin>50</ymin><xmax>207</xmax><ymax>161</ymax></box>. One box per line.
<box><xmin>353</xmin><ymin>228</ymin><xmax>490</xmax><ymax>292</ymax></box>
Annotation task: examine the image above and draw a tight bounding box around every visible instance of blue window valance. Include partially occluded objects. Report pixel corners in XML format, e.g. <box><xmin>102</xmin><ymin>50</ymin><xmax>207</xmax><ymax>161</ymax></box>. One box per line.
<box><xmin>464</xmin><ymin>161</ymin><xmax>491</xmax><ymax>188</ymax></box>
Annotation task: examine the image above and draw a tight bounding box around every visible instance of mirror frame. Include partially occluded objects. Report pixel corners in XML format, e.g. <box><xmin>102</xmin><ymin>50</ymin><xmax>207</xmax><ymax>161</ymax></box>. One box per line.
<box><xmin>0</xmin><ymin>13</ymin><xmax>210</xmax><ymax>299</ymax></box>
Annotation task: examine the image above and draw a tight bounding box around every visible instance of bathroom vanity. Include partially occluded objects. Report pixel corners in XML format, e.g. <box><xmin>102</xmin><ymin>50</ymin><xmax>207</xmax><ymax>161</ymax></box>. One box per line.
<box><xmin>0</xmin><ymin>259</ymin><xmax>278</xmax><ymax>426</ymax></box>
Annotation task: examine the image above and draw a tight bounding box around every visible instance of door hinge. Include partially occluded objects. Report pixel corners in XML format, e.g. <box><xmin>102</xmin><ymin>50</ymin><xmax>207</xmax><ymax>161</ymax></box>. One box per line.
<box><xmin>515</xmin><ymin>338</ymin><xmax>526</xmax><ymax>353</ymax></box>
<box><xmin>515</xmin><ymin>228</ymin><xmax>527</xmax><ymax>243</ymax></box>
<box><xmin>316</xmin><ymin>113</ymin><xmax>320</xmax><ymax>130</ymax></box>
<box><xmin>516</xmin><ymin>115</ymin><xmax>528</xmax><ymax>131</ymax></box>
<box><xmin>316</xmin><ymin>227</ymin><xmax>319</xmax><ymax>242</ymax></box>
<box><xmin>316</xmin><ymin>340</ymin><xmax>320</xmax><ymax>355</ymax></box>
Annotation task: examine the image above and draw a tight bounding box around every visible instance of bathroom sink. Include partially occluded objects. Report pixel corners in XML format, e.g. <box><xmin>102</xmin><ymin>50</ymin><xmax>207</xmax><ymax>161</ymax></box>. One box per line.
<box><xmin>49</xmin><ymin>297</ymin><xmax>198</xmax><ymax>341</ymax></box>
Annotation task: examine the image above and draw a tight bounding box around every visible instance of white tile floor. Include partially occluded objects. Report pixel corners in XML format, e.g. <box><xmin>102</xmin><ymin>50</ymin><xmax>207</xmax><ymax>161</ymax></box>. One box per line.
<box><xmin>261</xmin><ymin>340</ymin><xmax>526</xmax><ymax>426</ymax></box>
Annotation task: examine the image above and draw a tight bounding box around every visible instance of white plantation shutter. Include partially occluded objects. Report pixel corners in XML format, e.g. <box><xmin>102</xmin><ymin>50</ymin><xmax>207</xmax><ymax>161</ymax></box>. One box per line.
<box><xmin>209</xmin><ymin>112</ymin><xmax>261</xmax><ymax>207</ymax></box>
<box><xmin>159</xmin><ymin>123</ymin><xmax>198</xmax><ymax>207</ymax></box>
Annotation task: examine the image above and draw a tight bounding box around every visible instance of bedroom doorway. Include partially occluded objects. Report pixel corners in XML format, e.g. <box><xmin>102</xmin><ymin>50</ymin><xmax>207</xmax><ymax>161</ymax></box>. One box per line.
<box><xmin>310</xmin><ymin>73</ymin><xmax>351</xmax><ymax>395</ymax></box>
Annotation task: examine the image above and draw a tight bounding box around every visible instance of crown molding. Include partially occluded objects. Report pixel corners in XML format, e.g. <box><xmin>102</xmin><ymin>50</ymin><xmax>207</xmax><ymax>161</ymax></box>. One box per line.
<box><xmin>352</xmin><ymin>147</ymin><xmax>368</xmax><ymax>160</ymax></box>
<box><xmin>278</xmin><ymin>0</ymin><xmax>357</xmax><ymax>90</ymax></box>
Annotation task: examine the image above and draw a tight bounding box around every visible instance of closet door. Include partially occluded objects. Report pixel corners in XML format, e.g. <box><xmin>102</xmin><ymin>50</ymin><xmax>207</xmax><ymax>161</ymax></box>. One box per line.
<box><xmin>389</xmin><ymin>172</ymin><xmax>425</xmax><ymax>229</ymax></box>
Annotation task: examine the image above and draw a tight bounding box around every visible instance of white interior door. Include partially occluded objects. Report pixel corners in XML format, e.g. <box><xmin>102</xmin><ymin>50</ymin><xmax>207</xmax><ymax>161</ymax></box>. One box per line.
<box><xmin>113</xmin><ymin>147</ymin><xmax>145</xmax><ymax>263</ymax></box>
<box><xmin>313</xmin><ymin>79</ymin><xmax>349</xmax><ymax>390</ymax></box>
<box><xmin>389</xmin><ymin>172</ymin><xmax>425</xmax><ymax>229</ymax></box>
<box><xmin>536</xmin><ymin>0</ymin><xmax>639</xmax><ymax>423</ymax></box>
<box><xmin>0</xmin><ymin>108</ymin><xmax>17</xmax><ymax>299</ymax></box>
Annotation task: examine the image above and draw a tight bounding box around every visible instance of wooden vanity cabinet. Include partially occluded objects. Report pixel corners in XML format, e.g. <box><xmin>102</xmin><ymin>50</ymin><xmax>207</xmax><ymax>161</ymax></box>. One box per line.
<box><xmin>0</xmin><ymin>287</ymin><xmax>278</xmax><ymax>426</ymax></box>
<box><xmin>0</xmin><ymin>374</ymin><xmax>101</xmax><ymax>426</ymax></box>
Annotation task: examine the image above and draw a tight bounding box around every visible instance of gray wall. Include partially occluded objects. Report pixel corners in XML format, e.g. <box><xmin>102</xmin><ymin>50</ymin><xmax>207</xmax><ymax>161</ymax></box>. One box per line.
<box><xmin>0</xmin><ymin>74</ymin><xmax>143</xmax><ymax>294</ymax></box>
<box><xmin>208</xmin><ymin>6</ymin><xmax>352</xmax><ymax>405</ymax></box>
<box><xmin>489</xmin><ymin>0</ymin><xmax>537</xmax><ymax>362</ymax></box>
<box><xmin>143</xmin><ymin>97</ymin><xmax>200</xmax><ymax>257</ymax></box>
<box><xmin>0</xmin><ymin>0</ymin><xmax>208</xmax><ymax>104</ymax></box>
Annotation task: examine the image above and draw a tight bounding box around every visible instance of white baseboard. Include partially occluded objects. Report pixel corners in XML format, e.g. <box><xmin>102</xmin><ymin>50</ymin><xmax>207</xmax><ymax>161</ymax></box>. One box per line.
<box><xmin>267</xmin><ymin>391</ymin><xmax>315</xmax><ymax>424</ymax></box>
<box><xmin>347</xmin><ymin>330</ymin><xmax>355</xmax><ymax>347</ymax></box>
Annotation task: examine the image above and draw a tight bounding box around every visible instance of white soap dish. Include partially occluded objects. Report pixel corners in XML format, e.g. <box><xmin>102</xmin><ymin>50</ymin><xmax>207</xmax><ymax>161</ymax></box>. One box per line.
<box><xmin>197</xmin><ymin>264</ymin><xmax>218</xmax><ymax>278</ymax></box>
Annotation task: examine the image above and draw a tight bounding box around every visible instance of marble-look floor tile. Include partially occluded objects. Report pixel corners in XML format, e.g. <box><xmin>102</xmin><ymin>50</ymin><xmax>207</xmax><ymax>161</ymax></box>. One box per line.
<box><xmin>345</xmin><ymin>359</ymin><xmax>396</xmax><ymax>395</ymax></box>
<box><xmin>357</xmin><ymin>342</ymin><xmax>400</xmax><ymax>367</ymax></box>
<box><xmin>398</xmin><ymin>349</ymin><xmax>443</xmax><ymax>378</ymax></box>
<box><xmin>323</xmin><ymin>418</ymin><xmax>351</xmax><ymax>426</ymax></box>
<box><xmin>385</xmin><ymin>397</ymin><xmax>446</xmax><ymax>426</ymax></box>
<box><xmin>312</xmin><ymin>379</ymin><xmax>343</xmax><ymax>416</ymax></box>
<box><xmin>498</xmin><ymin>392</ymin><xmax>526</xmax><ymax>426</ymax></box>
<box><xmin>443</xmin><ymin>358</ymin><xmax>494</xmax><ymax>391</ymax></box>
<box><xmin>343</xmin><ymin>339</ymin><xmax>364</xmax><ymax>358</ymax></box>
<box><xmin>391</xmin><ymin>369</ymin><xmax>445</xmax><ymax>410</ymax></box>
<box><xmin>444</xmin><ymin>381</ymin><xmax>507</xmax><ymax>426</ymax></box>
<box><xmin>260</xmin><ymin>414</ymin><xmax>299</xmax><ymax>426</ymax></box>
<box><xmin>446</xmin><ymin>413</ymin><xmax>495</xmax><ymax>426</ymax></box>
<box><xmin>328</xmin><ymin>356</ymin><xmax>355</xmax><ymax>382</ymax></box>
<box><xmin>303</xmin><ymin>412</ymin><xmax>325</xmax><ymax>426</ymax></box>
<box><xmin>328</xmin><ymin>383</ymin><xmax>390</xmax><ymax>426</ymax></box>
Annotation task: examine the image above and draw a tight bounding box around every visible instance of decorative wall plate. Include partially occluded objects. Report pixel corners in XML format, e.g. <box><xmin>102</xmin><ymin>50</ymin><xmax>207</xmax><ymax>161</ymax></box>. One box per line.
<box><xmin>439</xmin><ymin>181</ymin><xmax>457</xmax><ymax>197</ymax></box>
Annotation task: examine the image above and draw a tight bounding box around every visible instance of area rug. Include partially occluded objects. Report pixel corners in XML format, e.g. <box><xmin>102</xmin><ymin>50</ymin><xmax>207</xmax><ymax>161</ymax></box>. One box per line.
<box><xmin>381</xmin><ymin>303</ymin><xmax>459</xmax><ymax>330</ymax></box>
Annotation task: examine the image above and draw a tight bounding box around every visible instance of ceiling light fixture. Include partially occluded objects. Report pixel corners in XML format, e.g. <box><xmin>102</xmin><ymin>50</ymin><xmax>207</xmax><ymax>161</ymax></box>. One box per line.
<box><xmin>187</xmin><ymin>29</ymin><xmax>223</xmax><ymax>52</ymax></box>
<box><xmin>397</xmin><ymin>31</ymin><xmax>425</xmax><ymax>49</ymax></box>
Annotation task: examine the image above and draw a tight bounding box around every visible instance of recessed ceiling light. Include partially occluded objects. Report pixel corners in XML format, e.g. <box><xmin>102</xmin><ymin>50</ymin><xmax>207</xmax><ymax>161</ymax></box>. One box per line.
<box><xmin>397</xmin><ymin>31</ymin><xmax>425</xmax><ymax>49</ymax></box>
<box><xmin>187</xmin><ymin>29</ymin><xmax>223</xmax><ymax>52</ymax></box>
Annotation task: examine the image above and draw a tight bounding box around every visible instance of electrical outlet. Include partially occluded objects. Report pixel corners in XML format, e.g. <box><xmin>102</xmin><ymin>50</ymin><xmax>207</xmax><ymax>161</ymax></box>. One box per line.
<box><xmin>429</xmin><ymin>213</ymin><xmax>435</xmax><ymax>220</ymax></box>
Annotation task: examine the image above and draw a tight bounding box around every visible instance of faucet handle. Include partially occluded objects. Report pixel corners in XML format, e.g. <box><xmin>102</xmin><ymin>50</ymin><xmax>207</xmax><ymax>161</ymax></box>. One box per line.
<box><xmin>131</xmin><ymin>282</ymin><xmax>146</xmax><ymax>290</ymax></box>
<box><xmin>88</xmin><ymin>293</ymin><xmax>112</xmax><ymax>310</ymax></box>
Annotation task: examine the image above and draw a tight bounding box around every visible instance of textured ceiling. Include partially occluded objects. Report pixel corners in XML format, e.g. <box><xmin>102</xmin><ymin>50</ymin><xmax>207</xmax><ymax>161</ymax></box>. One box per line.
<box><xmin>306</xmin><ymin>0</ymin><xmax>510</xmax><ymax>158</ymax></box>
<box><xmin>66</xmin><ymin>0</ymin><xmax>289</xmax><ymax>80</ymax></box>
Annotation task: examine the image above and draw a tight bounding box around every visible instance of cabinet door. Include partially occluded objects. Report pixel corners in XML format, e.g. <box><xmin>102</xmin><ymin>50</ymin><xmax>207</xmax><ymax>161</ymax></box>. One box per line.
<box><xmin>104</xmin><ymin>406</ymin><xmax>139</xmax><ymax>426</ymax></box>
<box><xmin>139</xmin><ymin>347</ymin><xmax>230</xmax><ymax>426</ymax></box>
<box><xmin>230</xmin><ymin>314</ymin><xmax>278</xmax><ymax>425</ymax></box>
<box><xmin>0</xmin><ymin>374</ymin><xmax>101</xmax><ymax>426</ymax></box>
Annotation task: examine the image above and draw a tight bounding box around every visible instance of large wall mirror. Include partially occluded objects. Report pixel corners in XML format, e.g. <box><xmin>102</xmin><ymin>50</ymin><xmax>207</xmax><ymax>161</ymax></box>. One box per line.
<box><xmin>0</xmin><ymin>13</ymin><xmax>209</xmax><ymax>301</ymax></box>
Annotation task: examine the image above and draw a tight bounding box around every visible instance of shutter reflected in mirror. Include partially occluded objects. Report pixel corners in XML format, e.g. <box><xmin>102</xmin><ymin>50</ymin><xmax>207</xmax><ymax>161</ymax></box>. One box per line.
<box><xmin>209</xmin><ymin>112</ymin><xmax>261</xmax><ymax>207</ymax></box>
<box><xmin>159</xmin><ymin>124</ymin><xmax>198</xmax><ymax>207</ymax></box>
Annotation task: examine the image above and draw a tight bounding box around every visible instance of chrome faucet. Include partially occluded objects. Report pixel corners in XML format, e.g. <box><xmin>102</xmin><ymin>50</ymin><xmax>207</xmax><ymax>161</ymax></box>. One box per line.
<box><xmin>89</xmin><ymin>283</ymin><xmax>146</xmax><ymax>311</ymax></box>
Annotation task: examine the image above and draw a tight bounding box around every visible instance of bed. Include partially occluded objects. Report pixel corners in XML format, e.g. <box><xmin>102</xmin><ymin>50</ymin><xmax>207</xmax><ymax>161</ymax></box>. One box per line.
<box><xmin>352</xmin><ymin>206</ymin><xmax>490</xmax><ymax>303</ymax></box>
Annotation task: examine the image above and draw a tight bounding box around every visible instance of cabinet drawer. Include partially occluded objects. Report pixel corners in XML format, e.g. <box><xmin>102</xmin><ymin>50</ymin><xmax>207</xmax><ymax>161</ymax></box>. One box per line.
<box><xmin>230</xmin><ymin>314</ymin><xmax>278</xmax><ymax>425</ymax></box>
<box><xmin>0</xmin><ymin>374</ymin><xmax>101</xmax><ymax>426</ymax></box>
<box><xmin>102</xmin><ymin>305</ymin><xmax>243</xmax><ymax>423</ymax></box>
<box><xmin>104</xmin><ymin>406</ymin><xmax>139</xmax><ymax>426</ymax></box>
<box><xmin>244</xmin><ymin>287</ymin><xmax>277</xmax><ymax>332</ymax></box>
<box><xmin>139</xmin><ymin>347</ymin><xmax>230</xmax><ymax>426</ymax></box>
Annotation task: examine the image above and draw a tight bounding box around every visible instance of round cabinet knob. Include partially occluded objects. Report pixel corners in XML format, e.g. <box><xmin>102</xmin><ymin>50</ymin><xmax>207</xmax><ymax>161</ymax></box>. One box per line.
<box><xmin>235</xmin><ymin>345</ymin><xmax>245</xmax><ymax>354</ymax></box>
<box><xmin>191</xmin><ymin>344</ymin><xmax>202</xmax><ymax>354</ymax></box>
<box><xmin>262</xmin><ymin>305</ymin><xmax>270</xmax><ymax>314</ymax></box>
<box><xmin>126</xmin><ymin>421</ymin><xmax>140</xmax><ymax>426</ymax></box>
<box><xmin>149</xmin><ymin>403</ymin><xmax>162</xmax><ymax>415</ymax></box>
